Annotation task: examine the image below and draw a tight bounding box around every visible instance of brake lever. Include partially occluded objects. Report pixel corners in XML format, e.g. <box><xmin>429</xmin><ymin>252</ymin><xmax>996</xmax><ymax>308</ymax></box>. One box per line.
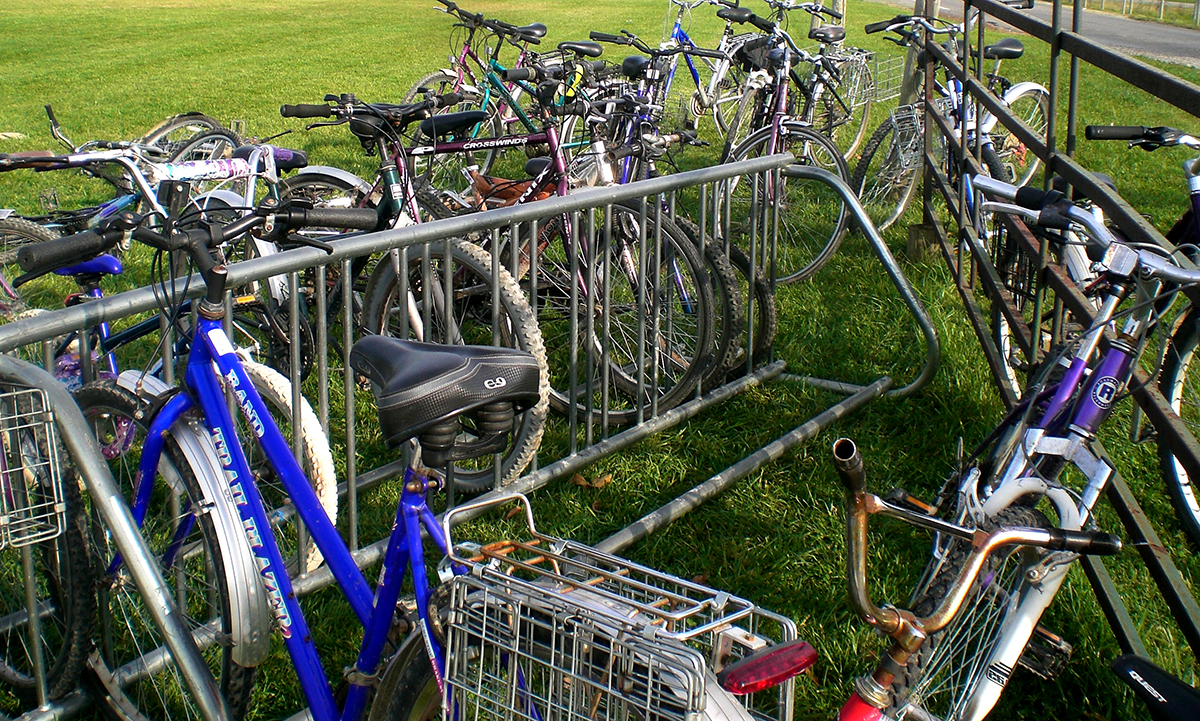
<box><xmin>1130</xmin><ymin>139</ymin><xmax>1162</xmax><ymax>152</ymax></box>
<box><xmin>285</xmin><ymin>232</ymin><xmax>336</xmax><ymax>254</ymax></box>
<box><xmin>305</xmin><ymin>118</ymin><xmax>349</xmax><ymax>131</ymax></box>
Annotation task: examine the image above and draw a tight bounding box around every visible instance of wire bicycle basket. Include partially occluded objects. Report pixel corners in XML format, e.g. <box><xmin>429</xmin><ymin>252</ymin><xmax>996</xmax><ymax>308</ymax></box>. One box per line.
<box><xmin>442</xmin><ymin>495</ymin><xmax>798</xmax><ymax>721</ymax></box>
<box><xmin>0</xmin><ymin>385</ymin><xmax>67</xmax><ymax>550</ymax></box>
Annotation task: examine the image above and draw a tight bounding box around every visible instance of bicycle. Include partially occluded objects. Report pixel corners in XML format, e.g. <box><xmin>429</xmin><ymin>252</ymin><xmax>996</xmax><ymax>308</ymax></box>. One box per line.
<box><xmin>851</xmin><ymin>11</ymin><xmax>1049</xmax><ymax>233</ymax></box>
<box><xmin>824</xmin><ymin>171</ymin><xmax>1200</xmax><ymax>720</ymax></box>
<box><xmin>992</xmin><ymin>124</ymin><xmax>1200</xmax><ymax>549</ymax></box>
<box><xmin>705</xmin><ymin>5</ymin><xmax>851</xmax><ymax>285</ymax></box>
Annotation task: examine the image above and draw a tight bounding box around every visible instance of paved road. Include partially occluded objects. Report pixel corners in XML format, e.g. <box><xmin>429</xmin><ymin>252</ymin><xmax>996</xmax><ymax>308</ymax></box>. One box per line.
<box><xmin>864</xmin><ymin>0</ymin><xmax>1200</xmax><ymax>67</ymax></box>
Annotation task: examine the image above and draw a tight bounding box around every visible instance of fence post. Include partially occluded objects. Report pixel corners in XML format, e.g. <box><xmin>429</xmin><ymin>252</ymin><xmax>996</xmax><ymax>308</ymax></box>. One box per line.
<box><xmin>1194</xmin><ymin>0</ymin><xmax>1199</xmax><ymax>24</ymax></box>
<box><xmin>1159</xmin><ymin>0</ymin><xmax>1165</xmax><ymax>19</ymax></box>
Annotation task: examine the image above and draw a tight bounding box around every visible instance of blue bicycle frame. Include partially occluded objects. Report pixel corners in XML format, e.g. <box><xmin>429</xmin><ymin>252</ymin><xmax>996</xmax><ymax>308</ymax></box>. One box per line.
<box><xmin>133</xmin><ymin>315</ymin><xmax>454</xmax><ymax>721</ymax></box>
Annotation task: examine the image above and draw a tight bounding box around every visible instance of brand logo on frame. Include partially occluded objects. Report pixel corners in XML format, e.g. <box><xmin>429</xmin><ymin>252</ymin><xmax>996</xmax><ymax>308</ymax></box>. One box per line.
<box><xmin>1091</xmin><ymin>376</ymin><xmax>1121</xmax><ymax>409</ymax></box>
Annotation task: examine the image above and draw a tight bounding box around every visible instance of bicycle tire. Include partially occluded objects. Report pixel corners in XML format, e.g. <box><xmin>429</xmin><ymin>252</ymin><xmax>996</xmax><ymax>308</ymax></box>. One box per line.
<box><xmin>377</xmin><ymin>651</ymin><xmax>439</xmax><ymax>721</ymax></box>
<box><xmin>989</xmin><ymin>87</ymin><xmax>1048</xmax><ymax>189</ymax></box>
<box><xmin>671</xmin><ymin>217</ymin><xmax>745</xmax><ymax>392</ymax></box>
<box><xmin>0</xmin><ymin>218</ymin><xmax>61</xmax><ymax>320</ymax></box>
<box><xmin>710</xmin><ymin>63</ymin><xmax>749</xmax><ymax>138</ymax></box>
<box><xmin>0</xmin><ymin>391</ymin><xmax>93</xmax><ymax>704</ymax></box>
<box><xmin>851</xmin><ymin>117</ymin><xmax>921</xmax><ymax>233</ymax></box>
<box><xmin>139</xmin><ymin>113</ymin><xmax>229</xmax><ymax>158</ymax></box>
<box><xmin>1158</xmin><ymin>304</ymin><xmax>1200</xmax><ymax>549</ymax></box>
<box><xmin>167</xmin><ymin>128</ymin><xmax>240</xmax><ymax>164</ymax></box>
<box><xmin>360</xmin><ymin>238</ymin><xmax>548</xmax><ymax>492</ymax></box>
<box><xmin>719</xmin><ymin>85</ymin><xmax>761</xmax><ymax>163</ymax></box>
<box><xmin>725</xmin><ymin>242</ymin><xmax>777</xmax><ymax>375</ymax></box>
<box><xmin>528</xmin><ymin>203</ymin><xmax>715</xmax><ymax>423</ymax></box>
<box><xmin>73</xmin><ymin>381</ymin><xmax>255</xmax><ymax>721</ymax></box>
<box><xmin>887</xmin><ymin>505</ymin><xmax>1052</xmax><ymax>720</ymax></box>
<box><xmin>728</xmin><ymin>121</ymin><xmax>850</xmax><ymax>284</ymax></box>
<box><xmin>241</xmin><ymin>360</ymin><xmax>338</xmax><ymax>574</ymax></box>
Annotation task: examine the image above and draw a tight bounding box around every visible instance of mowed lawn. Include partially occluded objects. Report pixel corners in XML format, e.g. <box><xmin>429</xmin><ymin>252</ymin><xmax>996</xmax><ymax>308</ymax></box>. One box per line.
<box><xmin>2</xmin><ymin>1</ymin><xmax>1200</xmax><ymax>719</ymax></box>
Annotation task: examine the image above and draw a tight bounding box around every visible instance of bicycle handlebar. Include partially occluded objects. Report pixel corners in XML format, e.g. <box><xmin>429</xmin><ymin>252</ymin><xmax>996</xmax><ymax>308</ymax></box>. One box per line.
<box><xmin>280</xmin><ymin>104</ymin><xmax>334</xmax><ymax>118</ymax></box>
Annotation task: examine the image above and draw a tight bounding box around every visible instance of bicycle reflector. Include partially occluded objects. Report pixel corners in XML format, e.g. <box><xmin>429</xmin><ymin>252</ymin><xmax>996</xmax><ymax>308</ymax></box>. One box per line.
<box><xmin>717</xmin><ymin>640</ymin><xmax>817</xmax><ymax>695</ymax></box>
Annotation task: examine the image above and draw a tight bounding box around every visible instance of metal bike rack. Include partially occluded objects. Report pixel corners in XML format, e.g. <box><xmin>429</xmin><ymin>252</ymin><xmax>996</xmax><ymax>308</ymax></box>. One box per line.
<box><xmin>918</xmin><ymin>0</ymin><xmax>1200</xmax><ymax>663</ymax></box>
<box><xmin>0</xmin><ymin>153</ymin><xmax>938</xmax><ymax>720</ymax></box>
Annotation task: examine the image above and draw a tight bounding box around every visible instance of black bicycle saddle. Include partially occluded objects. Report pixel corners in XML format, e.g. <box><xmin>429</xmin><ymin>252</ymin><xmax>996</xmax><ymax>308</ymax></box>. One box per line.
<box><xmin>558</xmin><ymin>41</ymin><xmax>604</xmax><ymax>58</ymax></box>
<box><xmin>418</xmin><ymin>110</ymin><xmax>490</xmax><ymax>139</ymax></box>
<box><xmin>349</xmin><ymin>337</ymin><xmax>542</xmax><ymax>448</ymax></box>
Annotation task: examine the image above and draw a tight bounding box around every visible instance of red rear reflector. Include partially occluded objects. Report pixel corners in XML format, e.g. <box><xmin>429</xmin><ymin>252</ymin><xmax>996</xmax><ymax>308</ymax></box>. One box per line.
<box><xmin>717</xmin><ymin>640</ymin><xmax>817</xmax><ymax>695</ymax></box>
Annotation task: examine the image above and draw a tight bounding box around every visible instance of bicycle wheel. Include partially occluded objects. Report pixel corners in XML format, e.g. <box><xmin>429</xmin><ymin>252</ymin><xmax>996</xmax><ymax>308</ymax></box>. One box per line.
<box><xmin>167</xmin><ymin>129</ymin><xmax>240</xmax><ymax>164</ymax></box>
<box><xmin>887</xmin><ymin>505</ymin><xmax>1052</xmax><ymax>721</ymax></box>
<box><xmin>1158</xmin><ymin>305</ymin><xmax>1200</xmax><ymax>548</ymax></box>
<box><xmin>529</xmin><ymin>204</ymin><xmax>715</xmax><ymax>423</ymax></box>
<box><xmin>718</xmin><ymin>85</ymin><xmax>761</xmax><ymax>163</ymax></box>
<box><xmin>710</xmin><ymin>64</ymin><xmax>749</xmax><ymax>139</ymax></box>
<box><xmin>671</xmin><ymin>217</ymin><xmax>744</xmax><ymax>392</ymax></box>
<box><xmin>403</xmin><ymin>69</ymin><xmax>502</xmax><ymax>192</ymax></box>
<box><xmin>138</xmin><ymin>114</ymin><xmax>229</xmax><ymax>158</ymax></box>
<box><xmin>728</xmin><ymin>122</ymin><xmax>850</xmax><ymax>284</ymax></box>
<box><xmin>377</xmin><ymin>652</ymin><xmax>439</xmax><ymax>721</ymax></box>
<box><xmin>725</xmin><ymin>242</ymin><xmax>777</xmax><ymax>375</ymax></box>
<box><xmin>239</xmin><ymin>361</ymin><xmax>337</xmax><ymax>574</ymax></box>
<box><xmin>0</xmin><ymin>390</ymin><xmax>93</xmax><ymax>706</ymax></box>
<box><xmin>73</xmin><ymin>381</ymin><xmax>256</xmax><ymax>721</ymax></box>
<box><xmin>989</xmin><ymin>87</ymin><xmax>1048</xmax><ymax>189</ymax></box>
<box><xmin>852</xmin><ymin>116</ymin><xmax>922</xmax><ymax>233</ymax></box>
<box><xmin>361</xmin><ymin>238</ymin><xmax>548</xmax><ymax>492</ymax></box>
<box><xmin>0</xmin><ymin>218</ymin><xmax>60</xmax><ymax>319</ymax></box>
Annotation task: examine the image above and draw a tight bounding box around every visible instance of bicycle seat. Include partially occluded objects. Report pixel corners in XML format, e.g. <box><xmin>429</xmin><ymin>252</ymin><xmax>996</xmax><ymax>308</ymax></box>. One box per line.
<box><xmin>54</xmin><ymin>254</ymin><xmax>123</xmax><ymax>278</ymax></box>
<box><xmin>622</xmin><ymin>54</ymin><xmax>652</xmax><ymax>79</ymax></box>
<box><xmin>418</xmin><ymin>110</ymin><xmax>490</xmax><ymax>139</ymax></box>
<box><xmin>984</xmin><ymin>37</ymin><xmax>1024</xmax><ymax>60</ymax></box>
<box><xmin>1111</xmin><ymin>654</ymin><xmax>1200</xmax><ymax>721</ymax></box>
<box><xmin>768</xmin><ymin>47</ymin><xmax>800</xmax><ymax>66</ymax></box>
<box><xmin>808</xmin><ymin>24</ymin><xmax>846</xmax><ymax>44</ymax></box>
<box><xmin>517</xmin><ymin>22</ymin><xmax>547</xmax><ymax>38</ymax></box>
<box><xmin>231</xmin><ymin>145</ymin><xmax>309</xmax><ymax>172</ymax></box>
<box><xmin>524</xmin><ymin>156</ymin><xmax>552</xmax><ymax>177</ymax></box>
<box><xmin>717</xmin><ymin>6</ymin><xmax>753</xmax><ymax>22</ymax></box>
<box><xmin>558</xmin><ymin>41</ymin><xmax>604</xmax><ymax>58</ymax></box>
<box><xmin>349</xmin><ymin>336</ymin><xmax>542</xmax><ymax>448</ymax></box>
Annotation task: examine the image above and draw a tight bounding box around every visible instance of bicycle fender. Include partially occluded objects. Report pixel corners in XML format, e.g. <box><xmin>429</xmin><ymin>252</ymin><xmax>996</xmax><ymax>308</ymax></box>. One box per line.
<box><xmin>116</xmin><ymin>371</ymin><xmax>273</xmax><ymax>667</ymax></box>
<box><xmin>979</xmin><ymin>81</ymin><xmax>1048</xmax><ymax>137</ymax></box>
<box><xmin>366</xmin><ymin>630</ymin><xmax>428</xmax><ymax>721</ymax></box>
<box><xmin>0</xmin><ymin>209</ymin><xmax>12</xmax><ymax>219</ymax></box>
<box><xmin>190</xmin><ymin>189</ymin><xmax>245</xmax><ymax>213</ymax></box>
<box><xmin>294</xmin><ymin>165</ymin><xmax>374</xmax><ymax>197</ymax></box>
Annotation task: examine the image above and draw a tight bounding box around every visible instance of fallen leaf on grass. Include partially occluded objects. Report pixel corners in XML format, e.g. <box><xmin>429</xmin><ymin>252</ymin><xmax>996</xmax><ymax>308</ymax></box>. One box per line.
<box><xmin>571</xmin><ymin>472</ymin><xmax>613</xmax><ymax>489</ymax></box>
<box><xmin>505</xmin><ymin>506</ymin><xmax>522</xmax><ymax>519</ymax></box>
<box><xmin>0</xmin><ymin>132</ymin><xmax>26</xmax><ymax>140</ymax></box>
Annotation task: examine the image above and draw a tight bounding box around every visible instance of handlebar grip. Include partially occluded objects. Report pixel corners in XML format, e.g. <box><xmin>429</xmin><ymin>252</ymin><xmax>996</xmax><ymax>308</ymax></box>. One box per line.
<box><xmin>865</xmin><ymin>14</ymin><xmax>909</xmax><ymax>33</ymax></box>
<box><xmin>832</xmin><ymin>439</ymin><xmax>866</xmax><ymax>494</ymax></box>
<box><xmin>1047</xmin><ymin>529</ymin><xmax>1123</xmax><ymax>555</ymax></box>
<box><xmin>749</xmin><ymin>13</ymin><xmax>775</xmax><ymax>31</ymax></box>
<box><xmin>501</xmin><ymin>67</ymin><xmax>536</xmax><ymax>82</ymax></box>
<box><xmin>1084</xmin><ymin>125</ymin><xmax>1147</xmax><ymax>141</ymax></box>
<box><xmin>294</xmin><ymin>207</ymin><xmax>379</xmax><ymax>231</ymax></box>
<box><xmin>16</xmin><ymin>229</ymin><xmax>122</xmax><ymax>275</ymax></box>
<box><xmin>436</xmin><ymin>92</ymin><xmax>463</xmax><ymax>108</ymax></box>
<box><xmin>589</xmin><ymin>31</ymin><xmax>630</xmax><ymax>45</ymax></box>
<box><xmin>688</xmin><ymin>46</ymin><xmax>728</xmax><ymax>59</ymax></box>
<box><xmin>280</xmin><ymin>104</ymin><xmax>334</xmax><ymax>118</ymax></box>
<box><xmin>551</xmin><ymin>99</ymin><xmax>590</xmax><ymax>117</ymax></box>
<box><xmin>823</xmin><ymin>6</ymin><xmax>844</xmax><ymax>19</ymax></box>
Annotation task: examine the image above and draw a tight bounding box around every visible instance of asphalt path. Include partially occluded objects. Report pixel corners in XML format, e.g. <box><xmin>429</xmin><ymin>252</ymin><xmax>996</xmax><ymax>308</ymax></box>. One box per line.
<box><xmin>864</xmin><ymin>0</ymin><xmax>1200</xmax><ymax>67</ymax></box>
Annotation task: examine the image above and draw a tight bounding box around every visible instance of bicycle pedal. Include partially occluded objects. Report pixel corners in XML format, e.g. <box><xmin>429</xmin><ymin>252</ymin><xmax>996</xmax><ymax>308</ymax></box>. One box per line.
<box><xmin>882</xmin><ymin>487</ymin><xmax>937</xmax><ymax>515</ymax></box>
<box><xmin>1017</xmin><ymin>626</ymin><xmax>1073</xmax><ymax>680</ymax></box>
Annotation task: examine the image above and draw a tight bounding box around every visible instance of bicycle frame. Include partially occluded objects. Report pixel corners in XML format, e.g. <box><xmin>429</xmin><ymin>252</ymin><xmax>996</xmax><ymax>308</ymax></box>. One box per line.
<box><xmin>133</xmin><ymin>315</ymin><xmax>453</xmax><ymax>721</ymax></box>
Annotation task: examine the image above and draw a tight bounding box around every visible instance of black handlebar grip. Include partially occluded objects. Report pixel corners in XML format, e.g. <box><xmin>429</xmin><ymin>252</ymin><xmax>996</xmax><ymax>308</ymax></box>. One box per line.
<box><xmin>294</xmin><ymin>208</ymin><xmax>379</xmax><ymax>231</ymax></box>
<box><xmin>17</xmin><ymin>229</ymin><xmax>121</xmax><ymax>275</ymax></box>
<box><xmin>436</xmin><ymin>92</ymin><xmax>463</xmax><ymax>108</ymax></box>
<box><xmin>551</xmin><ymin>100</ymin><xmax>590</xmax><ymax>117</ymax></box>
<box><xmin>749</xmin><ymin>13</ymin><xmax>775</xmax><ymax>31</ymax></box>
<box><xmin>1084</xmin><ymin>125</ymin><xmax>1147</xmax><ymax>141</ymax></box>
<box><xmin>589</xmin><ymin>31</ymin><xmax>629</xmax><ymax>45</ymax></box>
<box><xmin>280</xmin><ymin>104</ymin><xmax>334</xmax><ymax>118</ymax></box>
<box><xmin>865</xmin><ymin>14</ymin><xmax>909</xmax><ymax>33</ymax></box>
<box><xmin>501</xmin><ymin>67</ymin><xmax>536</xmax><ymax>82</ymax></box>
<box><xmin>1013</xmin><ymin>185</ymin><xmax>1057</xmax><ymax>210</ymax></box>
<box><xmin>832</xmin><ymin>438</ymin><xmax>866</xmax><ymax>494</ymax></box>
<box><xmin>1047</xmin><ymin>529</ymin><xmax>1123</xmax><ymax>555</ymax></box>
<box><xmin>824</xmin><ymin>7</ymin><xmax>844</xmax><ymax>19</ymax></box>
<box><xmin>689</xmin><ymin>46</ymin><xmax>728</xmax><ymax>59</ymax></box>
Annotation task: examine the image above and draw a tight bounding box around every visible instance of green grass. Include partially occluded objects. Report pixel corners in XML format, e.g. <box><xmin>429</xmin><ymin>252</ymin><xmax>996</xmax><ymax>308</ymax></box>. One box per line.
<box><xmin>1</xmin><ymin>0</ymin><xmax>1199</xmax><ymax>719</ymax></box>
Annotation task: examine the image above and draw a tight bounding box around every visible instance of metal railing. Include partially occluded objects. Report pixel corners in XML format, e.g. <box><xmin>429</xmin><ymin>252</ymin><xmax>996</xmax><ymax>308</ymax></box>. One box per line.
<box><xmin>919</xmin><ymin>0</ymin><xmax>1200</xmax><ymax>664</ymax></box>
